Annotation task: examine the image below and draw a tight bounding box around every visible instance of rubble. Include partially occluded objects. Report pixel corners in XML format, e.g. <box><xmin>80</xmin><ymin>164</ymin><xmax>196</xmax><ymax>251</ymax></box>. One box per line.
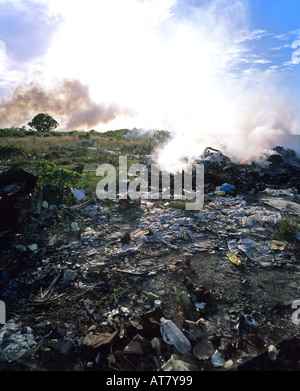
<box><xmin>0</xmin><ymin>145</ymin><xmax>299</xmax><ymax>371</ymax></box>
<box><xmin>60</xmin><ymin>140</ymin><xmax>95</xmax><ymax>151</ymax></box>
<box><xmin>0</xmin><ymin>167</ymin><xmax>36</xmax><ymax>241</ymax></box>
<box><xmin>0</xmin><ymin>319</ymin><xmax>37</xmax><ymax>362</ymax></box>
<box><xmin>123</xmin><ymin>334</ymin><xmax>150</xmax><ymax>355</ymax></box>
<box><xmin>161</xmin><ymin>354</ymin><xmax>198</xmax><ymax>371</ymax></box>
<box><xmin>211</xmin><ymin>350</ymin><xmax>226</xmax><ymax>368</ymax></box>
<box><xmin>82</xmin><ymin>329</ymin><xmax>118</xmax><ymax>349</ymax></box>
<box><xmin>58</xmin><ymin>140</ymin><xmax>121</xmax><ymax>157</ymax></box>
<box><xmin>193</xmin><ymin>339</ymin><xmax>215</xmax><ymax>360</ymax></box>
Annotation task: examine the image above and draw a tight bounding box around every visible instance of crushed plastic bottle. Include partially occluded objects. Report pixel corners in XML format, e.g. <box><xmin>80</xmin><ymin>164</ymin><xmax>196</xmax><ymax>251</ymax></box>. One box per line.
<box><xmin>160</xmin><ymin>317</ymin><xmax>191</xmax><ymax>355</ymax></box>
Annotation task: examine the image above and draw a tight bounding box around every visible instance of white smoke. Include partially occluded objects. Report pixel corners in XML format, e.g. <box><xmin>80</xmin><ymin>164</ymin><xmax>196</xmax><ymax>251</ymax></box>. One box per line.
<box><xmin>151</xmin><ymin>1</ymin><xmax>300</xmax><ymax>169</ymax></box>
<box><xmin>2</xmin><ymin>0</ymin><xmax>300</xmax><ymax>165</ymax></box>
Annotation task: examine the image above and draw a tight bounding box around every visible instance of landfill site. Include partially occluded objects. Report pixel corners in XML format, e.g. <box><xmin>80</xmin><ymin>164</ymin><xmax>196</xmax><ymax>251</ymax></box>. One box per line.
<box><xmin>0</xmin><ymin>143</ymin><xmax>300</xmax><ymax>372</ymax></box>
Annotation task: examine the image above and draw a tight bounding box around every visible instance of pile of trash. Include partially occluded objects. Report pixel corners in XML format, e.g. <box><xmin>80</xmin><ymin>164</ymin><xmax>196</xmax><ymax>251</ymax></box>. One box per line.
<box><xmin>198</xmin><ymin>146</ymin><xmax>300</xmax><ymax>195</ymax></box>
<box><xmin>0</xmin><ymin>145</ymin><xmax>299</xmax><ymax>371</ymax></box>
<box><xmin>58</xmin><ymin>140</ymin><xmax>120</xmax><ymax>156</ymax></box>
<box><xmin>0</xmin><ymin>166</ymin><xmax>36</xmax><ymax>241</ymax></box>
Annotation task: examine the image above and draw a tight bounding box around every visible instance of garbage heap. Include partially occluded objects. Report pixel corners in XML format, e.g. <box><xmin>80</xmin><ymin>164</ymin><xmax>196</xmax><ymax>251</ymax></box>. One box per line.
<box><xmin>0</xmin><ymin>146</ymin><xmax>299</xmax><ymax>371</ymax></box>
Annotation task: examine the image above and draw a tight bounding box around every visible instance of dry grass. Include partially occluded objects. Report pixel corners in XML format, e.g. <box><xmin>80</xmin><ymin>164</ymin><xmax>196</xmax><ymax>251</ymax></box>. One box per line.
<box><xmin>1</xmin><ymin>135</ymin><xmax>77</xmax><ymax>152</ymax></box>
<box><xmin>0</xmin><ymin>129</ymin><xmax>170</xmax><ymax>174</ymax></box>
<box><xmin>0</xmin><ymin>133</ymin><xmax>153</xmax><ymax>155</ymax></box>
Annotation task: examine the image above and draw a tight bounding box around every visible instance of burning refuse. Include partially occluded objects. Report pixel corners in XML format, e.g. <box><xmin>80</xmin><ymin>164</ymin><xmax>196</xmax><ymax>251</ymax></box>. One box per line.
<box><xmin>0</xmin><ymin>138</ymin><xmax>300</xmax><ymax>371</ymax></box>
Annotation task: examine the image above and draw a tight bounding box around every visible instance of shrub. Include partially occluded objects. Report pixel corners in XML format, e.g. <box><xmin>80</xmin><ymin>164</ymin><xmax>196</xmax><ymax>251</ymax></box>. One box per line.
<box><xmin>78</xmin><ymin>132</ymin><xmax>91</xmax><ymax>140</ymax></box>
<box><xmin>35</xmin><ymin>159</ymin><xmax>81</xmax><ymax>203</ymax></box>
<box><xmin>0</xmin><ymin>127</ymin><xmax>26</xmax><ymax>138</ymax></box>
<box><xmin>0</xmin><ymin>143</ymin><xmax>24</xmax><ymax>159</ymax></box>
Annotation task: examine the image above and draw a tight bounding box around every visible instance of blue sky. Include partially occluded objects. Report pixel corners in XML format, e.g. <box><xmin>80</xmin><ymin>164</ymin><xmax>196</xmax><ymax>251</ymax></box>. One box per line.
<box><xmin>247</xmin><ymin>0</ymin><xmax>300</xmax><ymax>94</ymax></box>
<box><xmin>0</xmin><ymin>0</ymin><xmax>300</xmax><ymax>141</ymax></box>
<box><xmin>1</xmin><ymin>1</ymin><xmax>299</xmax><ymax>71</ymax></box>
<box><xmin>0</xmin><ymin>1</ymin><xmax>61</xmax><ymax>63</ymax></box>
<box><xmin>250</xmin><ymin>0</ymin><xmax>300</xmax><ymax>33</ymax></box>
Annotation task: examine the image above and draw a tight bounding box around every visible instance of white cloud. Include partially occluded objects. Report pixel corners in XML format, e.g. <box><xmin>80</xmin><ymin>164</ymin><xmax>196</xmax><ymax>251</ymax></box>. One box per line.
<box><xmin>0</xmin><ymin>39</ymin><xmax>25</xmax><ymax>100</ymax></box>
<box><xmin>253</xmin><ymin>59</ymin><xmax>272</xmax><ymax>64</ymax></box>
<box><xmin>274</xmin><ymin>33</ymin><xmax>290</xmax><ymax>41</ymax></box>
<box><xmin>1</xmin><ymin>0</ymin><xmax>300</xmax><ymax>155</ymax></box>
<box><xmin>270</xmin><ymin>46</ymin><xmax>284</xmax><ymax>51</ymax></box>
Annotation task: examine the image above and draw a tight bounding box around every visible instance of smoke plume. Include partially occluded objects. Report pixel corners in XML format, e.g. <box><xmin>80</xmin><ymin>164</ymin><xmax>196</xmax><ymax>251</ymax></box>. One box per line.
<box><xmin>0</xmin><ymin>79</ymin><xmax>134</xmax><ymax>130</ymax></box>
<box><xmin>150</xmin><ymin>1</ymin><xmax>300</xmax><ymax>170</ymax></box>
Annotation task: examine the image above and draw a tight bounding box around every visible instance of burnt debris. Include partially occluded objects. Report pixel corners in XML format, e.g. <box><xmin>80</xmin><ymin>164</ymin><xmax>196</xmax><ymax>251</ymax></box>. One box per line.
<box><xmin>0</xmin><ymin>146</ymin><xmax>299</xmax><ymax>372</ymax></box>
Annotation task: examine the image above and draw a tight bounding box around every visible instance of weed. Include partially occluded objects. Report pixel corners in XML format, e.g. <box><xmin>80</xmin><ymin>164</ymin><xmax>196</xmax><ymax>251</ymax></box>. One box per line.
<box><xmin>0</xmin><ymin>143</ymin><xmax>25</xmax><ymax>159</ymax></box>
<box><xmin>274</xmin><ymin>217</ymin><xmax>300</xmax><ymax>256</ymax></box>
<box><xmin>35</xmin><ymin>159</ymin><xmax>81</xmax><ymax>204</ymax></box>
<box><xmin>275</xmin><ymin>217</ymin><xmax>300</xmax><ymax>240</ymax></box>
<box><xmin>49</xmin><ymin>216</ymin><xmax>86</xmax><ymax>243</ymax></box>
<box><xmin>169</xmin><ymin>200</ymin><xmax>186</xmax><ymax>209</ymax></box>
<box><xmin>77</xmin><ymin>171</ymin><xmax>99</xmax><ymax>198</ymax></box>
<box><xmin>78</xmin><ymin>132</ymin><xmax>90</xmax><ymax>140</ymax></box>
<box><xmin>111</xmin><ymin>288</ymin><xmax>122</xmax><ymax>303</ymax></box>
<box><xmin>69</xmin><ymin>217</ymin><xmax>86</xmax><ymax>238</ymax></box>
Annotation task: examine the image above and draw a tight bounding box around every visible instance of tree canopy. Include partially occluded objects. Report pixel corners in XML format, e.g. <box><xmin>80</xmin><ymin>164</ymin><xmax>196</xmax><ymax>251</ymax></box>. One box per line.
<box><xmin>28</xmin><ymin>113</ymin><xmax>59</xmax><ymax>132</ymax></box>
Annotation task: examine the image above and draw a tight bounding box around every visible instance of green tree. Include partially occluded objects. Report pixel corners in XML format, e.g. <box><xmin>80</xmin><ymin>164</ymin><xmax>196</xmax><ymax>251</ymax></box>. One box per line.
<box><xmin>28</xmin><ymin>113</ymin><xmax>59</xmax><ymax>132</ymax></box>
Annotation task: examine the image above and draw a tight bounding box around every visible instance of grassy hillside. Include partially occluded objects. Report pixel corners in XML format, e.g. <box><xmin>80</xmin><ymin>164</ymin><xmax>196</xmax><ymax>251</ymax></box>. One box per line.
<box><xmin>0</xmin><ymin>128</ymin><xmax>170</xmax><ymax>166</ymax></box>
<box><xmin>0</xmin><ymin>127</ymin><xmax>171</xmax><ymax>200</ymax></box>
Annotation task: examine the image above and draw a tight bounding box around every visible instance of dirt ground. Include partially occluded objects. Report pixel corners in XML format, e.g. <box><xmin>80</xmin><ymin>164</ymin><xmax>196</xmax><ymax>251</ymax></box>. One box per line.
<box><xmin>1</xmin><ymin>194</ymin><xmax>299</xmax><ymax>372</ymax></box>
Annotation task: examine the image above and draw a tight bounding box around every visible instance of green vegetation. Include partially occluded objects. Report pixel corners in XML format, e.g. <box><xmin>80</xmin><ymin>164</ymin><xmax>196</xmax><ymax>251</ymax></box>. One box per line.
<box><xmin>275</xmin><ymin>217</ymin><xmax>300</xmax><ymax>256</ymax></box>
<box><xmin>0</xmin><ymin>143</ymin><xmax>25</xmax><ymax>159</ymax></box>
<box><xmin>0</xmin><ymin>126</ymin><xmax>171</xmax><ymax>207</ymax></box>
<box><xmin>0</xmin><ymin>127</ymin><xmax>65</xmax><ymax>138</ymax></box>
<box><xmin>46</xmin><ymin>216</ymin><xmax>86</xmax><ymax>244</ymax></box>
<box><xmin>169</xmin><ymin>200</ymin><xmax>186</xmax><ymax>209</ymax></box>
<box><xmin>35</xmin><ymin>159</ymin><xmax>81</xmax><ymax>204</ymax></box>
<box><xmin>275</xmin><ymin>217</ymin><xmax>300</xmax><ymax>240</ymax></box>
<box><xmin>0</xmin><ymin>127</ymin><xmax>170</xmax><ymax>162</ymax></box>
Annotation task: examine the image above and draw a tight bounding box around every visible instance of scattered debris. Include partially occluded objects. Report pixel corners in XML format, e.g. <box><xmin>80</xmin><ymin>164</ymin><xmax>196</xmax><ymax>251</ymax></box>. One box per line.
<box><xmin>70</xmin><ymin>188</ymin><xmax>85</xmax><ymax>201</ymax></box>
<box><xmin>211</xmin><ymin>350</ymin><xmax>226</xmax><ymax>368</ymax></box>
<box><xmin>227</xmin><ymin>253</ymin><xmax>242</xmax><ymax>266</ymax></box>
<box><xmin>193</xmin><ymin>340</ymin><xmax>215</xmax><ymax>360</ymax></box>
<box><xmin>0</xmin><ymin>319</ymin><xmax>36</xmax><ymax>362</ymax></box>
<box><xmin>63</xmin><ymin>269</ymin><xmax>77</xmax><ymax>283</ymax></box>
<box><xmin>82</xmin><ymin>329</ymin><xmax>118</xmax><ymax>349</ymax></box>
<box><xmin>0</xmin><ymin>166</ymin><xmax>36</xmax><ymax>239</ymax></box>
<box><xmin>267</xmin><ymin>345</ymin><xmax>278</xmax><ymax>361</ymax></box>
<box><xmin>180</xmin><ymin>291</ymin><xmax>195</xmax><ymax>321</ymax></box>
<box><xmin>120</xmin><ymin>231</ymin><xmax>131</xmax><ymax>244</ymax></box>
<box><xmin>123</xmin><ymin>334</ymin><xmax>150</xmax><ymax>355</ymax></box>
<box><xmin>161</xmin><ymin>354</ymin><xmax>198</xmax><ymax>371</ymax></box>
<box><xmin>160</xmin><ymin>317</ymin><xmax>192</xmax><ymax>354</ymax></box>
<box><xmin>0</xmin><ymin>145</ymin><xmax>300</xmax><ymax>371</ymax></box>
